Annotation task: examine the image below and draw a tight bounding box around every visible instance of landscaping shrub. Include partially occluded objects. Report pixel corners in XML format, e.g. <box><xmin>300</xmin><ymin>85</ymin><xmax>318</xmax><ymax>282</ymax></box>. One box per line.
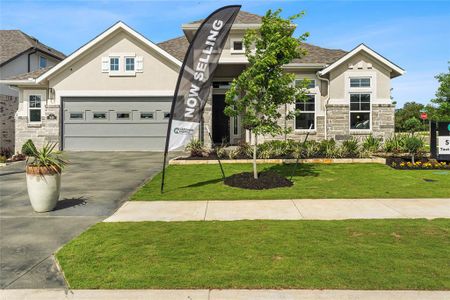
<box><xmin>236</xmin><ymin>142</ymin><xmax>253</xmax><ymax>158</ymax></box>
<box><xmin>21</xmin><ymin>139</ymin><xmax>37</xmax><ymax>156</ymax></box>
<box><xmin>303</xmin><ymin>140</ymin><xmax>320</xmax><ymax>158</ymax></box>
<box><xmin>0</xmin><ymin>147</ymin><xmax>12</xmax><ymax>158</ymax></box>
<box><xmin>383</xmin><ymin>134</ymin><xmax>407</xmax><ymax>153</ymax></box>
<box><xmin>404</xmin><ymin>135</ymin><xmax>425</xmax><ymax>163</ymax></box>
<box><xmin>185</xmin><ymin>139</ymin><xmax>207</xmax><ymax>157</ymax></box>
<box><xmin>362</xmin><ymin>135</ymin><xmax>381</xmax><ymax>153</ymax></box>
<box><xmin>341</xmin><ymin>138</ymin><xmax>360</xmax><ymax>158</ymax></box>
<box><xmin>215</xmin><ymin>144</ymin><xmax>227</xmax><ymax>159</ymax></box>
<box><xmin>0</xmin><ymin>155</ymin><xmax>6</xmax><ymax>163</ymax></box>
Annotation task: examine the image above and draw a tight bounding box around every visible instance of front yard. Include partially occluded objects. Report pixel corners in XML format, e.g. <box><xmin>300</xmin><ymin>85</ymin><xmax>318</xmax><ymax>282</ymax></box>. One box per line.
<box><xmin>56</xmin><ymin>219</ymin><xmax>450</xmax><ymax>290</ymax></box>
<box><xmin>131</xmin><ymin>163</ymin><xmax>450</xmax><ymax>200</ymax></box>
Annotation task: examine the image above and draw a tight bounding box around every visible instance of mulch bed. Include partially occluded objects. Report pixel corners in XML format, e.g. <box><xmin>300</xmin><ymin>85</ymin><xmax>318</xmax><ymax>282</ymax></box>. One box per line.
<box><xmin>224</xmin><ymin>171</ymin><xmax>293</xmax><ymax>190</ymax></box>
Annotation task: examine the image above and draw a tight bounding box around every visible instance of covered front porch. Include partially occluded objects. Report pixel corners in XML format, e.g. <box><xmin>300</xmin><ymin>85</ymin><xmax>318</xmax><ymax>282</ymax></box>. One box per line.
<box><xmin>201</xmin><ymin>64</ymin><xmax>246</xmax><ymax>146</ymax></box>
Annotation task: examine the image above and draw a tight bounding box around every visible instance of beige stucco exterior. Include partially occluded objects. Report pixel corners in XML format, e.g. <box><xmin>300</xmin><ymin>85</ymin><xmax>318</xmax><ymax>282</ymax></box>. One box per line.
<box><xmin>49</xmin><ymin>30</ymin><xmax>179</xmax><ymax>101</ymax></box>
<box><xmin>5</xmin><ymin>21</ymin><xmax>403</xmax><ymax>152</ymax></box>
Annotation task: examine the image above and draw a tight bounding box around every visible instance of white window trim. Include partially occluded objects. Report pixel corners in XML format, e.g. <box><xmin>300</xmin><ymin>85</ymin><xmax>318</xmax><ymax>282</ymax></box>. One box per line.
<box><xmin>109</xmin><ymin>56</ymin><xmax>120</xmax><ymax>73</ymax></box>
<box><xmin>346</xmin><ymin>71</ymin><xmax>376</xmax><ymax>132</ymax></box>
<box><xmin>39</xmin><ymin>56</ymin><xmax>47</xmax><ymax>69</ymax></box>
<box><xmin>28</xmin><ymin>94</ymin><xmax>43</xmax><ymax>124</ymax></box>
<box><xmin>349</xmin><ymin>92</ymin><xmax>372</xmax><ymax>132</ymax></box>
<box><xmin>230</xmin><ymin>38</ymin><xmax>245</xmax><ymax>54</ymax></box>
<box><xmin>294</xmin><ymin>94</ymin><xmax>317</xmax><ymax>132</ymax></box>
<box><xmin>349</xmin><ymin>77</ymin><xmax>371</xmax><ymax>88</ymax></box>
<box><xmin>107</xmin><ymin>53</ymin><xmax>137</xmax><ymax>76</ymax></box>
<box><xmin>124</xmin><ymin>56</ymin><xmax>135</xmax><ymax>72</ymax></box>
<box><xmin>295</xmin><ymin>78</ymin><xmax>317</xmax><ymax>91</ymax></box>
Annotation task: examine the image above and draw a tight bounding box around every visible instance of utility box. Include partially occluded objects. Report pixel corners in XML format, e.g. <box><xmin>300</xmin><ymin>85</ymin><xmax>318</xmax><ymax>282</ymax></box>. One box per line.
<box><xmin>430</xmin><ymin>121</ymin><xmax>450</xmax><ymax>161</ymax></box>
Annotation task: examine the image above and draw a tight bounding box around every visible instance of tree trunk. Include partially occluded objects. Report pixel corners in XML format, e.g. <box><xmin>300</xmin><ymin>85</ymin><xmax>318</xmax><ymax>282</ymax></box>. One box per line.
<box><xmin>253</xmin><ymin>133</ymin><xmax>258</xmax><ymax>179</ymax></box>
<box><xmin>412</xmin><ymin>153</ymin><xmax>415</xmax><ymax>164</ymax></box>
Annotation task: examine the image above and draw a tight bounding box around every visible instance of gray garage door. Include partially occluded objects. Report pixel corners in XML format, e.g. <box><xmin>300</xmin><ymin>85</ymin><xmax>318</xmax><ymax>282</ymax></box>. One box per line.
<box><xmin>62</xmin><ymin>97</ymin><xmax>171</xmax><ymax>151</ymax></box>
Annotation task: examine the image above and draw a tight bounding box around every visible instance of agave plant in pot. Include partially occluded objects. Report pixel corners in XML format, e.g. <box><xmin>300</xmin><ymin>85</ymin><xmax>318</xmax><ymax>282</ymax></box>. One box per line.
<box><xmin>23</xmin><ymin>140</ymin><xmax>68</xmax><ymax>212</ymax></box>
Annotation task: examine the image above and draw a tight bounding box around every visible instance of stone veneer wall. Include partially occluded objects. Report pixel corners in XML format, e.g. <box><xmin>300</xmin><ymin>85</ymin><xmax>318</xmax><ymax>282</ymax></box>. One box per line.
<box><xmin>0</xmin><ymin>95</ymin><xmax>18</xmax><ymax>153</ymax></box>
<box><xmin>326</xmin><ymin>104</ymin><xmax>395</xmax><ymax>142</ymax></box>
<box><xmin>15</xmin><ymin>105</ymin><xmax>60</xmax><ymax>153</ymax></box>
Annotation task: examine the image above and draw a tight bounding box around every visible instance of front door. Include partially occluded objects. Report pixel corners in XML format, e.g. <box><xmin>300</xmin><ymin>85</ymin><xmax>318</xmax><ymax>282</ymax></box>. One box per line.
<box><xmin>212</xmin><ymin>94</ymin><xmax>229</xmax><ymax>144</ymax></box>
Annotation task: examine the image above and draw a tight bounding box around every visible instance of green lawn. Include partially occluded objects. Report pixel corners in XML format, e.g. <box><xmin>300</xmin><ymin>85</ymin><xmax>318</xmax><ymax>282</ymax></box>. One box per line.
<box><xmin>131</xmin><ymin>163</ymin><xmax>450</xmax><ymax>200</ymax></box>
<box><xmin>56</xmin><ymin>219</ymin><xmax>450</xmax><ymax>290</ymax></box>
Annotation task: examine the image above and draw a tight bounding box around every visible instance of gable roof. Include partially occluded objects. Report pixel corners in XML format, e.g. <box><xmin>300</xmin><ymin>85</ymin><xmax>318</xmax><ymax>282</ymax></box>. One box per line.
<box><xmin>157</xmin><ymin>35</ymin><xmax>347</xmax><ymax>65</ymax></box>
<box><xmin>0</xmin><ymin>30</ymin><xmax>65</xmax><ymax>66</ymax></box>
<box><xmin>318</xmin><ymin>44</ymin><xmax>405</xmax><ymax>78</ymax></box>
<box><xmin>35</xmin><ymin>21</ymin><xmax>181</xmax><ymax>83</ymax></box>
<box><xmin>188</xmin><ymin>10</ymin><xmax>262</xmax><ymax>25</ymax></box>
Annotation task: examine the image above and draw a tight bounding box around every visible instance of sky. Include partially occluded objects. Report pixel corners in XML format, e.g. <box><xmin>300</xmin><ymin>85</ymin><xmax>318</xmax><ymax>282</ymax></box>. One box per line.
<box><xmin>1</xmin><ymin>0</ymin><xmax>449</xmax><ymax>108</ymax></box>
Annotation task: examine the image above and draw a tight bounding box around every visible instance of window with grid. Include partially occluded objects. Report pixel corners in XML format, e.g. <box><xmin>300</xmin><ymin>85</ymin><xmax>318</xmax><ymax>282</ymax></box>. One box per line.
<box><xmin>350</xmin><ymin>93</ymin><xmax>371</xmax><ymax>130</ymax></box>
<box><xmin>295</xmin><ymin>79</ymin><xmax>315</xmax><ymax>89</ymax></box>
<box><xmin>295</xmin><ymin>95</ymin><xmax>315</xmax><ymax>130</ymax></box>
<box><xmin>110</xmin><ymin>57</ymin><xmax>119</xmax><ymax>71</ymax></box>
<box><xmin>29</xmin><ymin>95</ymin><xmax>41</xmax><ymax>122</ymax></box>
<box><xmin>125</xmin><ymin>57</ymin><xmax>135</xmax><ymax>71</ymax></box>
<box><xmin>350</xmin><ymin>78</ymin><xmax>370</xmax><ymax>88</ymax></box>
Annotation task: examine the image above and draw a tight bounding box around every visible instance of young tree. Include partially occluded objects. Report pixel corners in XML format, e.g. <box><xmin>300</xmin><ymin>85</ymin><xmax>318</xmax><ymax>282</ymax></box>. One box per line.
<box><xmin>224</xmin><ymin>9</ymin><xmax>309</xmax><ymax>179</ymax></box>
<box><xmin>426</xmin><ymin>63</ymin><xmax>450</xmax><ymax>121</ymax></box>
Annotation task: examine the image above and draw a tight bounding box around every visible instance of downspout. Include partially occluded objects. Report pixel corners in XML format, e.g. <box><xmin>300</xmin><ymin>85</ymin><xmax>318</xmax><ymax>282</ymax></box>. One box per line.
<box><xmin>316</xmin><ymin>71</ymin><xmax>330</xmax><ymax>140</ymax></box>
<box><xmin>27</xmin><ymin>46</ymin><xmax>38</xmax><ymax>72</ymax></box>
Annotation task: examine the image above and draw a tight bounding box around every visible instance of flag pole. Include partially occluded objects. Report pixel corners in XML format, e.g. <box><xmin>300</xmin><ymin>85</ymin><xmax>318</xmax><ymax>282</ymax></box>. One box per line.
<box><xmin>203</xmin><ymin>116</ymin><xmax>226</xmax><ymax>179</ymax></box>
<box><xmin>160</xmin><ymin>5</ymin><xmax>241</xmax><ymax>193</ymax></box>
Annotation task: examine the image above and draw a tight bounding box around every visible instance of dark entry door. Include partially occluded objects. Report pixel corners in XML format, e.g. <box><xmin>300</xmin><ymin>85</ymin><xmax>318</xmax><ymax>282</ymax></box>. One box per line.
<box><xmin>212</xmin><ymin>94</ymin><xmax>229</xmax><ymax>144</ymax></box>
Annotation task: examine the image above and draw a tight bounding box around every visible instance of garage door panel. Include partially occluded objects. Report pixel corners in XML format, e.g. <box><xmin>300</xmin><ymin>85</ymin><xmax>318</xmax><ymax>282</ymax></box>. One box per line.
<box><xmin>64</xmin><ymin>137</ymin><xmax>166</xmax><ymax>151</ymax></box>
<box><xmin>62</xmin><ymin>97</ymin><xmax>172</xmax><ymax>151</ymax></box>
<box><xmin>63</xmin><ymin>123</ymin><xmax>168</xmax><ymax>137</ymax></box>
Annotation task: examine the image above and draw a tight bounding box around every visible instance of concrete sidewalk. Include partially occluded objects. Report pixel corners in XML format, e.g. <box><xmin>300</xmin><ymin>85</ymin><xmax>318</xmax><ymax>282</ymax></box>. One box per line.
<box><xmin>104</xmin><ymin>198</ymin><xmax>450</xmax><ymax>222</ymax></box>
<box><xmin>2</xmin><ymin>289</ymin><xmax>449</xmax><ymax>300</ymax></box>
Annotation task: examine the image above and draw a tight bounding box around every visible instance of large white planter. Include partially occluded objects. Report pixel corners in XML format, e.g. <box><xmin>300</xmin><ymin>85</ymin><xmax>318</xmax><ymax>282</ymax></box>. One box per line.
<box><xmin>26</xmin><ymin>168</ymin><xmax>61</xmax><ymax>213</ymax></box>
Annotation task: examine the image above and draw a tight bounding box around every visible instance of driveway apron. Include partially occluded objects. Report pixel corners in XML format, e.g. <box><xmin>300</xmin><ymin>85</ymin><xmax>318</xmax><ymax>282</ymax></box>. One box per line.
<box><xmin>0</xmin><ymin>152</ymin><xmax>167</xmax><ymax>289</ymax></box>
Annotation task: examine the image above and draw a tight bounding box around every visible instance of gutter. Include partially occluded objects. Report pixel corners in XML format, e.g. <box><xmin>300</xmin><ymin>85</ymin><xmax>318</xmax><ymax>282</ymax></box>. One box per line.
<box><xmin>316</xmin><ymin>71</ymin><xmax>330</xmax><ymax>140</ymax></box>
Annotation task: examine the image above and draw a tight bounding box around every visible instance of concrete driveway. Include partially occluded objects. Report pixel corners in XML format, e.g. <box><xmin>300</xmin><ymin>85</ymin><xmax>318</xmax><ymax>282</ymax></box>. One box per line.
<box><xmin>0</xmin><ymin>152</ymin><xmax>168</xmax><ymax>289</ymax></box>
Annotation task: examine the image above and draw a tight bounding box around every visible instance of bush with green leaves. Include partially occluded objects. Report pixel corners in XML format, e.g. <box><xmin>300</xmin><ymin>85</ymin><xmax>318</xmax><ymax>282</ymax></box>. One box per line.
<box><xmin>185</xmin><ymin>139</ymin><xmax>207</xmax><ymax>157</ymax></box>
<box><xmin>21</xmin><ymin>139</ymin><xmax>36</xmax><ymax>156</ymax></box>
<box><xmin>383</xmin><ymin>134</ymin><xmax>407</xmax><ymax>153</ymax></box>
<box><xmin>362</xmin><ymin>135</ymin><xmax>381</xmax><ymax>153</ymax></box>
<box><xmin>302</xmin><ymin>140</ymin><xmax>320</xmax><ymax>158</ymax></box>
<box><xmin>341</xmin><ymin>138</ymin><xmax>360</xmax><ymax>158</ymax></box>
<box><xmin>236</xmin><ymin>142</ymin><xmax>253</xmax><ymax>158</ymax></box>
<box><xmin>404</xmin><ymin>135</ymin><xmax>425</xmax><ymax>163</ymax></box>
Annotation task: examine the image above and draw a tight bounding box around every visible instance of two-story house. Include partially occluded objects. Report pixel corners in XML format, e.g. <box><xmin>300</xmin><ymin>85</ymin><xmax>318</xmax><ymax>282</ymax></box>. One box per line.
<box><xmin>0</xmin><ymin>30</ymin><xmax>65</xmax><ymax>151</ymax></box>
<box><xmin>1</xmin><ymin>11</ymin><xmax>404</xmax><ymax>152</ymax></box>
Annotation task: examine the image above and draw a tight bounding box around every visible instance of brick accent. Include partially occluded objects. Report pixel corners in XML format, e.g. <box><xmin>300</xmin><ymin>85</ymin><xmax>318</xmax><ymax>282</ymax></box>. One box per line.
<box><xmin>15</xmin><ymin>105</ymin><xmax>60</xmax><ymax>153</ymax></box>
<box><xmin>0</xmin><ymin>94</ymin><xmax>18</xmax><ymax>152</ymax></box>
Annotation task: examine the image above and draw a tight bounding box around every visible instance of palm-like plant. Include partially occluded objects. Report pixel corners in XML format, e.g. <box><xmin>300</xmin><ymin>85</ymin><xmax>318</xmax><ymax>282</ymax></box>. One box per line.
<box><xmin>24</xmin><ymin>141</ymin><xmax>68</xmax><ymax>174</ymax></box>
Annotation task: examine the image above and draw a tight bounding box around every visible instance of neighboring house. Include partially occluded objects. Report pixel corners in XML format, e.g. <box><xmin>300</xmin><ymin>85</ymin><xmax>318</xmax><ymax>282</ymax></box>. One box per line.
<box><xmin>1</xmin><ymin>11</ymin><xmax>404</xmax><ymax>152</ymax></box>
<box><xmin>0</xmin><ymin>30</ymin><xmax>65</xmax><ymax>152</ymax></box>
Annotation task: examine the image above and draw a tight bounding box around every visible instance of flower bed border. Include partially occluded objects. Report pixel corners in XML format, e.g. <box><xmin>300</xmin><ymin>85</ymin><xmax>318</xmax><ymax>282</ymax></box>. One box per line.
<box><xmin>169</xmin><ymin>157</ymin><xmax>386</xmax><ymax>165</ymax></box>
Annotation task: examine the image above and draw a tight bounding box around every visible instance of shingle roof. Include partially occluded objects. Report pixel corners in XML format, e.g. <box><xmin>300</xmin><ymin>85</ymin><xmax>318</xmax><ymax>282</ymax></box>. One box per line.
<box><xmin>158</xmin><ymin>35</ymin><xmax>347</xmax><ymax>65</ymax></box>
<box><xmin>157</xmin><ymin>36</ymin><xmax>190</xmax><ymax>62</ymax></box>
<box><xmin>293</xmin><ymin>43</ymin><xmax>347</xmax><ymax>64</ymax></box>
<box><xmin>188</xmin><ymin>10</ymin><xmax>262</xmax><ymax>25</ymax></box>
<box><xmin>7</xmin><ymin>66</ymin><xmax>53</xmax><ymax>80</ymax></box>
<box><xmin>0</xmin><ymin>30</ymin><xmax>66</xmax><ymax>66</ymax></box>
